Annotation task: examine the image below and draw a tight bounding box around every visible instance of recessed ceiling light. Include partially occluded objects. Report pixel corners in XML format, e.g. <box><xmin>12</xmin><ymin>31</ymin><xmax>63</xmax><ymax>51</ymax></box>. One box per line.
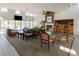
<box><xmin>26</xmin><ymin>13</ymin><xmax>29</xmax><ymax>16</ymax></box>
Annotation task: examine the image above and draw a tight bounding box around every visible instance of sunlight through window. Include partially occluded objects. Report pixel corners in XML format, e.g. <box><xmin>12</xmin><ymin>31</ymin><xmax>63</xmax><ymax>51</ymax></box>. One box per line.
<box><xmin>60</xmin><ymin>45</ymin><xmax>70</xmax><ymax>52</ymax></box>
<box><xmin>70</xmin><ymin>49</ymin><xmax>77</xmax><ymax>55</ymax></box>
<box><xmin>59</xmin><ymin>45</ymin><xmax>77</xmax><ymax>55</ymax></box>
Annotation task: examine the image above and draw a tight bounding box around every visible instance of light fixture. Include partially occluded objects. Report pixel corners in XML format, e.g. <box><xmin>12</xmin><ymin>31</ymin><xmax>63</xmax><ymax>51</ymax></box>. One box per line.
<box><xmin>1</xmin><ymin>7</ymin><xmax>8</xmax><ymax>12</ymax></box>
<box><xmin>30</xmin><ymin>13</ymin><xmax>33</xmax><ymax>17</ymax></box>
<box><xmin>16</xmin><ymin>10</ymin><xmax>21</xmax><ymax>15</ymax></box>
<box><xmin>26</xmin><ymin>12</ymin><xmax>36</xmax><ymax>17</ymax></box>
<box><xmin>26</xmin><ymin>13</ymin><xmax>29</xmax><ymax>16</ymax></box>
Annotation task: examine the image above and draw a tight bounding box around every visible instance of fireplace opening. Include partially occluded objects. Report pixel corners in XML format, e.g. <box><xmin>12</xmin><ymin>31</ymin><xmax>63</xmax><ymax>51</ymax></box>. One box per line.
<box><xmin>46</xmin><ymin>25</ymin><xmax>52</xmax><ymax>31</ymax></box>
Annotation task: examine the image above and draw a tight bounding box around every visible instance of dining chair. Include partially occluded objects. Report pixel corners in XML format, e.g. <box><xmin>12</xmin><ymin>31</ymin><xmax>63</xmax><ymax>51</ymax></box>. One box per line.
<box><xmin>23</xmin><ymin>28</ymin><xmax>33</xmax><ymax>40</ymax></box>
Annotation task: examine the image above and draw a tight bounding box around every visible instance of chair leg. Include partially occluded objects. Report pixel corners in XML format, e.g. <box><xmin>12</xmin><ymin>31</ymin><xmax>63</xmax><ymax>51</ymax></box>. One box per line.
<box><xmin>57</xmin><ymin>39</ymin><xmax>60</xmax><ymax>45</ymax></box>
<box><xmin>18</xmin><ymin>34</ymin><xmax>19</xmax><ymax>38</ymax></box>
<box><xmin>53</xmin><ymin>42</ymin><xmax>54</xmax><ymax>46</ymax></box>
<box><xmin>26</xmin><ymin>36</ymin><xmax>27</xmax><ymax>41</ymax></box>
<box><xmin>53</xmin><ymin>38</ymin><xmax>55</xmax><ymax>46</ymax></box>
<box><xmin>31</xmin><ymin>36</ymin><xmax>33</xmax><ymax>40</ymax></box>
<box><xmin>23</xmin><ymin>35</ymin><xmax>24</xmax><ymax>40</ymax></box>
<box><xmin>48</xmin><ymin>44</ymin><xmax>50</xmax><ymax>51</ymax></box>
<box><xmin>66</xmin><ymin>39</ymin><xmax>68</xmax><ymax>42</ymax></box>
<box><xmin>40</xmin><ymin>41</ymin><xmax>42</xmax><ymax>48</ymax></box>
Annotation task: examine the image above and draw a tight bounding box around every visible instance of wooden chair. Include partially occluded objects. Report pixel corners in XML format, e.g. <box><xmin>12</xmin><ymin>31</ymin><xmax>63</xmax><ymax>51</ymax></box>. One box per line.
<box><xmin>7</xmin><ymin>29</ymin><xmax>17</xmax><ymax>37</ymax></box>
<box><xmin>40</xmin><ymin>32</ymin><xmax>55</xmax><ymax>50</ymax></box>
<box><xmin>60</xmin><ymin>33</ymin><xmax>69</xmax><ymax>44</ymax></box>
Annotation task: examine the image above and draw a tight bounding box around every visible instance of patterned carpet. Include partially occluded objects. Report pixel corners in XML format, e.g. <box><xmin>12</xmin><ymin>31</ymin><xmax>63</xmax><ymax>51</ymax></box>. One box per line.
<box><xmin>6</xmin><ymin>35</ymin><xmax>74</xmax><ymax>56</ymax></box>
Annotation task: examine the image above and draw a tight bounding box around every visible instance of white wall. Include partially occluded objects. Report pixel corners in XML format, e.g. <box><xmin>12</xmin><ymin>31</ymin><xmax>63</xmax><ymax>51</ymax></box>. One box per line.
<box><xmin>55</xmin><ymin>7</ymin><xmax>79</xmax><ymax>35</ymax></box>
<box><xmin>0</xmin><ymin>9</ymin><xmax>34</xmax><ymax>21</ymax></box>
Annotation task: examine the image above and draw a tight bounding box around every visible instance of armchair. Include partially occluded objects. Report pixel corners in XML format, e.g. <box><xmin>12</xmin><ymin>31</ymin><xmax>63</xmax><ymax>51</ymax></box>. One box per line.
<box><xmin>7</xmin><ymin>29</ymin><xmax>17</xmax><ymax>37</ymax></box>
<box><xmin>40</xmin><ymin>32</ymin><xmax>55</xmax><ymax>50</ymax></box>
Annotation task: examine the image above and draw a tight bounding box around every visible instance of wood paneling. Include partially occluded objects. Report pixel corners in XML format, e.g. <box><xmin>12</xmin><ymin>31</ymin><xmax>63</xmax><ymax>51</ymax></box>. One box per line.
<box><xmin>54</xmin><ymin>19</ymin><xmax>73</xmax><ymax>34</ymax></box>
<box><xmin>44</xmin><ymin>11</ymin><xmax>54</xmax><ymax>31</ymax></box>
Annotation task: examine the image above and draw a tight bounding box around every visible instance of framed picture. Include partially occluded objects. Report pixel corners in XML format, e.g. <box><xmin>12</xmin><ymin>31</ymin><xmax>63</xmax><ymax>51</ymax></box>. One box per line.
<box><xmin>47</xmin><ymin>16</ymin><xmax>52</xmax><ymax>22</ymax></box>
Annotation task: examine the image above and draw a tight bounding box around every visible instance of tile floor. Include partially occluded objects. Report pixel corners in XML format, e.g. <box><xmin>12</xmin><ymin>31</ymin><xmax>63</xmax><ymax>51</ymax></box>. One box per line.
<box><xmin>0</xmin><ymin>33</ymin><xmax>19</xmax><ymax>56</ymax></box>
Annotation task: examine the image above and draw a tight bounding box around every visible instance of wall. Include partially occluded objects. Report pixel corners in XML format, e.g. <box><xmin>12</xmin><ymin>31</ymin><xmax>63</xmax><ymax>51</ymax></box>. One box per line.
<box><xmin>55</xmin><ymin>7</ymin><xmax>79</xmax><ymax>35</ymax></box>
<box><xmin>0</xmin><ymin>9</ymin><xmax>34</xmax><ymax>21</ymax></box>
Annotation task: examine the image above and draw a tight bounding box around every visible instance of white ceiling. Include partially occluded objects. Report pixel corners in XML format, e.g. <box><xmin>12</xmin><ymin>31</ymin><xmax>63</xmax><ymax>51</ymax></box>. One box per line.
<box><xmin>0</xmin><ymin>3</ymin><xmax>77</xmax><ymax>13</ymax></box>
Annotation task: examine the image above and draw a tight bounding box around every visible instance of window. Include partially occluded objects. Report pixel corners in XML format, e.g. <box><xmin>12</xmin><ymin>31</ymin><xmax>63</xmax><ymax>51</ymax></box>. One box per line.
<box><xmin>26</xmin><ymin>13</ymin><xmax>37</xmax><ymax>17</ymax></box>
<box><xmin>8</xmin><ymin>20</ymin><xmax>15</xmax><ymax>29</ymax></box>
<box><xmin>15</xmin><ymin>20</ymin><xmax>21</xmax><ymax>30</ymax></box>
<box><xmin>34</xmin><ymin>21</ymin><xmax>36</xmax><ymax>27</ymax></box>
<box><xmin>29</xmin><ymin>13</ymin><xmax>33</xmax><ymax>17</ymax></box>
<box><xmin>33</xmin><ymin>14</ymin><xmax>36</xmax><ymax>17</ymax></box>
<box><xmin>29</xmin><ymin>21</ymin><xmax>33</xmax><ymax>28</ymax></box>
<box><xmin>47</xmin><ymin>16</ymin><xmax>52</xmax><ymax>22</ymax></box>
<box><xmin>1</xmin><ymin>7</ymin><xmax>8</xmax><ymax>12</ymax></box>
<box><xmin>0</xmin><ymin>19</ymin><xmax>36</xmax><ymax>32</ymax></box>
<box><xmin>20</xmin><ymin>21</ymin><xmax>26</xmax><ymax>30</ymax></box>
<box><xmin>16</xmin><ymin>10</ymin><xmax>21</xmax><ymax>15</ymax></box>
<box><xmin>0</xmin><ymin>20</ymin><xmax>8</xmax><ymax>32</ymax></box>
<box><xmin>26</xmin><ymin>13</ymin><xmax>29</xmax><ymax>16</ymax></box>
<box><xmin>26</xmin><ymin>21</ymin><xmax>30</xmax><ymax>28</ymax></box>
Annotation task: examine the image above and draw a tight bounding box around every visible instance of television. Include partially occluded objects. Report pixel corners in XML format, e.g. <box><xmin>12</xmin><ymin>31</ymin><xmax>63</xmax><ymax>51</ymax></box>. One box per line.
<box><xmin>14</xmin><ymin>15</ymin><xmax>22</xmax><ymax>20</ymax></box>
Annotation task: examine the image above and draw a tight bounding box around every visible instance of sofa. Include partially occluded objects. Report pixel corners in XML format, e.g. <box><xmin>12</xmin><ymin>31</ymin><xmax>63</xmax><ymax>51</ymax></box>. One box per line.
<box><xmin>7</xmin><ymin>29</ymin><xmax>18</xmax><ymax>37</ymax></box>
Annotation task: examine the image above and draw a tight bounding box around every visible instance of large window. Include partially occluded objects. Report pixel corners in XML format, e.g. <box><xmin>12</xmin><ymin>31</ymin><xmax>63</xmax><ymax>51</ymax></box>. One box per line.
<box><xmin>34</xmin><ymin>21</ymin><xmax>36</xmax><ymax>27</ymax></box>
<box><xmin>0</xmin><ymin>20</ymin><xmax>8</xmax><ymax>32</ymax></box>
<box><xmin>15</xmin><ymin>20</ymin><xmax>21</xmax><ymax>30</ymax></box>
<box><xmin>25</xmin><ymin>21</ymin><xmax>36</xmax><ymax>29</ymax></box>
<box><xmin>20</xmin><ymin>21</ymin><xmax>26</xmax><ymax>30</ymax></box>
<box><xmin>0</xmin><ymin>19</ymin><xmax>36</xmax><ymax>32</ymax></box>
<box><xmin>29</xmin><ymin>21</ymin><xmax>33</xmax><ymax>28</ymax></box>
<box><xmin>26</xmin><ymin>21</ymin><xmax>30</xmax><ymax>28</ymax></box>
<box><xmin>8</xmin><ymin>20</ymin><xmax>15</xmax><ymax>29</ymax></box>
